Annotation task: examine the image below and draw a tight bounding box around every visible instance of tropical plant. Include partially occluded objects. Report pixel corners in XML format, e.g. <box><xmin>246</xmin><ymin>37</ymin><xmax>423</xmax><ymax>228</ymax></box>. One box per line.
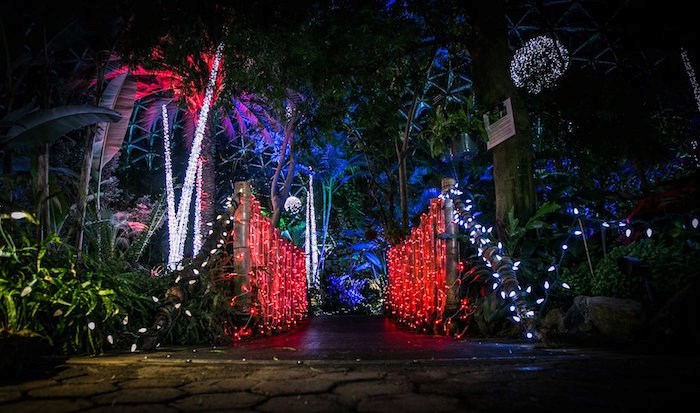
<box><xmin>0</xmin><ymin>211</ymin><xmax>158</xmax><ymax>354</ymax></box>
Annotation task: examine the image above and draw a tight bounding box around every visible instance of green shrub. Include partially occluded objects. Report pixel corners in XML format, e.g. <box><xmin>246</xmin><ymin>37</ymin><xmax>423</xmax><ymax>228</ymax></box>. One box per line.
<box><xmin>0</xmin><ymin>213</ymin><xmax>159</xmax><ymax>355</ymax></box>
<box><xmin>563</xmin><ymin>237</ymin><xmax>698</xmax><ymax>302</ymax></box>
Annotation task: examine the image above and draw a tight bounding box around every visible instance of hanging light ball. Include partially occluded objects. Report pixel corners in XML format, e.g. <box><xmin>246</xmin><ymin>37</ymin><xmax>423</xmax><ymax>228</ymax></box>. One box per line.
<box><xmin>510</xmin><ymin>35</ymin><xmax>569</xmax><ymax>94</ymax></box>
<box><xmin>284</xmin><ymin>196</ymin><xmax>302</xmax><ymax>215</ymax></box>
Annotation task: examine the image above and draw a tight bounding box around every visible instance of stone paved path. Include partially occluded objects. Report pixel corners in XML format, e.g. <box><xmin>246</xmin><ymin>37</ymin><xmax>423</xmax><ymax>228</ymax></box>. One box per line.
<box><xmin>1</xmin><ymin>315</ymin><xmax>698</xmax><ymax>412</ymax></box>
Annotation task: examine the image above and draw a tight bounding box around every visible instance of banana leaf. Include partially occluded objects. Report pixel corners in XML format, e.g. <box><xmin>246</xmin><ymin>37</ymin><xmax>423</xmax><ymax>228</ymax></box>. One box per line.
<box><xmin>0</xmin><ymin>105</ymin><xmax>121</xmax><ymax>150</ymax></box>
<box><xmin>91</xmin><ymin>73</ymin><xmax>137</xmax><ymax>171</ymax></box>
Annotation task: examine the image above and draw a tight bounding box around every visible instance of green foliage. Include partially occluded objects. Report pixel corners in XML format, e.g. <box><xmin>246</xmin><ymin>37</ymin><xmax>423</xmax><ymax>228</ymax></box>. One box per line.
<box><xmin>563</xmin><ymin>238</ymin><xmax>699</xmax><ymax>302</ymax></box>
<box><xmin>0</xmin><ymin>213</ymin><xmax>160</xmax><ymax>355</ymax></box>
<box><xmin>505</xmin><ymin>201</ymin><xmax>561</xmax><ymax>255</ymax></box>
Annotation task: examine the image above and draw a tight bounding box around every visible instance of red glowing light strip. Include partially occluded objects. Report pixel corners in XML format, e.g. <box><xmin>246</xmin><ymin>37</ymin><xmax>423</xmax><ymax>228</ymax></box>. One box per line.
<box><xmin>386</xmin><ymin>198</ymin><xmax>448</xmax><ymax>334</ymax></box>
<box><xmin>231</xmin><ymin>196</ymin><xmax>307</xmax><ymax>339</ymax></box>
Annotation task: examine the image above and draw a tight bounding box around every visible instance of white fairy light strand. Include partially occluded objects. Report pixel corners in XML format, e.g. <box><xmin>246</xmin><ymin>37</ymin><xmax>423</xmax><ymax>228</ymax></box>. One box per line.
<box><xmin>439</xmin><ymin>184</ymin><xmax>535</xmax><ymax>339</ymax></box>
<box><xmin>681</xmin><ymin>48</ymin><xmax>700</xmax><ymax>168</ymax></box>
<box><xmin>162</xmin><ymin>105</ymin><xmax>179</xmax><ymax>270</ymax></box>
<box><xmin>193</xmin><ymin>158</ymin><xmax>203</xmax><ymax>256</ymax></box>
<box><xmin>681</xmin><ymin>48</ymin><xmax>700</xmax><ymax>112</ymax></box>
<box><xmin>510</xmin><ymin>35</ymin><xmax>569</xmax><ymax>94</ymax></box>
<box><xmin>172</xmin><ymin>41</ymin><xmax>225</xmax><ymax>266</ymax></box>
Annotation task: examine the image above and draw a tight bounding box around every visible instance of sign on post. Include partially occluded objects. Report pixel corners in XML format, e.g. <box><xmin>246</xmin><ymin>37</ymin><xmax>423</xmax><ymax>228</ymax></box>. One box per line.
<box><xmin>484</xmin><ymin>98</ymin><xmax>516</xmax><ymax>150</ymax></box>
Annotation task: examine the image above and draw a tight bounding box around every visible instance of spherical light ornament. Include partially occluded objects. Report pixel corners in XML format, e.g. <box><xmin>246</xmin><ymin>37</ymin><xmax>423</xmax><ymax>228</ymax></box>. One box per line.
<box><xmin>284</xmin><ymin>196</ymin><xmax>302</xmax><ymax>215</ymax></box>
<box><xmin>510</xmin><ymin>35</ymin><xmax>569</xmax><ymax>94</ymax></box>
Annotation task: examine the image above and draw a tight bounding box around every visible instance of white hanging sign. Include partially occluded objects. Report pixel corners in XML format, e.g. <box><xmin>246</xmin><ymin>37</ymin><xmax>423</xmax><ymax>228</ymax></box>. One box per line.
<box><xmin>484</xmin><ymin>98</ymin><xmax>516</xmax><ymax>150</ymax></box>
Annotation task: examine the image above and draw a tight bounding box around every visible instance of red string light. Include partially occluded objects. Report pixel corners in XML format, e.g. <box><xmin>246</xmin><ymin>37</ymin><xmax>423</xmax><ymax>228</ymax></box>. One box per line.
<box><xmin>386</xmin><ymin>198</ymin><xmax>454</xmax><ymax>335</ymax></box>
<box><xmin>229</xmin><ymin>196</ymin><xmax>307</xmax><ymax>340</ymax></box>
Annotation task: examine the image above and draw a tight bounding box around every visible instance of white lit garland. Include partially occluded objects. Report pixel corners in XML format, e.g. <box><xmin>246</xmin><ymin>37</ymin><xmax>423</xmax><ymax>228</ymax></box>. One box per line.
<box><xmin>681</xmin><ymin>48</ymin><xmax>700</xmax><ymax>168</ymax></box>
<box><xmin>171</xmin><ymin>42</ymin><xmax>225</xmax><ymax>268</ymax></box>
<box><xmin>193</xmin><ymin>158</ymin><xmax>203</xmax><ymax>256</ymax></box>
<box><xmin>510</xmin><ymin>35</ymin><xmax>569</xmax><ymax>94</ymax></box>
<box><xmin>162</xmin><ymin>105</ymin><xmax>179</xmax><ymax>270</ymax></box>
<box><xmin>305</xmin><ymin>173</ymin><xmax>320</xmax><ymax>298</ymax></box>
<box><xmin>444</xmin><ymin>183</ymin><xmax>700</xmax><ymax>340</ymax></box>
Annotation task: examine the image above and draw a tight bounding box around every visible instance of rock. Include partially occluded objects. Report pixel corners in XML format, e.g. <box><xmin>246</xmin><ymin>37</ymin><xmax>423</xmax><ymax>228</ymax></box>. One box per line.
<box><xmin>563</xmin><ymin>296</ymin><xmax>645</xmax><ymax>344</ymax></box>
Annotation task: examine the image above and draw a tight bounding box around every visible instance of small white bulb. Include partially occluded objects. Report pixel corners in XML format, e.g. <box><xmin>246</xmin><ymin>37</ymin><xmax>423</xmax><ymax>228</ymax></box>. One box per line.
<box><xmin>562</xmin><ymin>244</ymin><xmax>568</xmax><ymax>250</ymax></box>
<box><xmin>625</xmin><ymin>229</ymin><xmax>632</xmax><ymax>237</ymax></box>
<box><xmin>573</xmin><ymin>207</ymin><xmax>579</xmax><ymax>215</ymax></box>
<box><xmin>646</xmin><ymin>228</ymin><xmax>652</xmax><ymax>237</ymax></box>
<box><xmin>510</xmin><ymin>305</ymin><xmax>516</xmax><ymax>312</ymax></box>
<box><xmin>152</xmin><ymin>296</ymin><xmax>159</xmax><ymax>302</ymax></box>
<box><xmin>548</xmin><ymin>266</ymin><xmax>556</xmax><ymax>272</ymax></box>
<box><xmin>526</xmin><ymin>286</ymin><xmax>532</xmax><ymax>293</ymax></box>
<box><xmin>509</xmin><ymin>291</ymin><xmax>516</xmax><ymax>297</ymax></box>
<box><xmin>500</xmin><ymin>291</ymin><xmax>506</xmax><ymax>299</ymax></box>
<box><xmin>492</xmin><ymin>282</ymin><xmax>499</xmax><ymax>290</ymax></box>
<box><xmin>107</xmin><ymin>335</ymin><xmax>113</xmax><ymax>345</ymax></box>
<box><xmin>536</xmin><ymin>298</ymin><xmax>545</xmax><ymax>304</ymax></box>
<box><xmin>493</xmin><ymin>272</ymin><xmax>500</xmax><ymax>278</ymax></box>
<box><xmin>88</xmin><ymin>322</ymin><xmax>96</xmax><ymax>330</ymax></box>
<box><xmin>562</xmin><ymin>282</ymin><xmax>571</xmax><ymax>289</ymax></box>
<box><xmin>602</xmin><ymin>222</ymin><xmax>610</xmax><ymax>228</ymax></box>
<box><xmin>512</xmin><ymin>316</ymin><xmax>521</xmax><ymax>322</ymax></box>
<box><xmin>138</xmin><ymin>327</ymin><xmax>147</xmax><ymax>333</ymax></box>
<box><xmin>526</xmin><ymin>332</ymin><xmax>533</xmax><ymax>339</ymax></box>
<box><xmin>131</xmin><ymin>343</ymin><xmax>137</xmax><ymax>353</ymax></box>
<box><xmin>692</xmin><ymin>218</ymin><xmax>699</xmax><ymax>229</ymax></box>
<box><xmin>185</xmin><ymin>310</ymin><xmax>193</xmax><ymax>317</ymax></box>
<box><xmin>544</xmin><ymin>281</ymin><xmax>550</xmax><ymax>290</ymax></box>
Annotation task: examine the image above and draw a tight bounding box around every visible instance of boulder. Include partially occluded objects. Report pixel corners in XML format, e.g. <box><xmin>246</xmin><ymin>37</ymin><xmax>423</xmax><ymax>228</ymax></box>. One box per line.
<box><xmin>563</xmin><ymin>296</ymin><xmax>645</xmax><ymax>344</ymax></box>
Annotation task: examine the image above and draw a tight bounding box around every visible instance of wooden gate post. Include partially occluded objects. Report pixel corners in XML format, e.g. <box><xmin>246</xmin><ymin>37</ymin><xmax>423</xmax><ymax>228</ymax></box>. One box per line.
<box><xmin>233</xmin><ymin>181</ymin><xmax>252</xmax><ymax>315</ymax></box>
<box><xmin>441</xmin><ymin>178</ymin><xmax>459</xmax><ymax>316</ymax></box>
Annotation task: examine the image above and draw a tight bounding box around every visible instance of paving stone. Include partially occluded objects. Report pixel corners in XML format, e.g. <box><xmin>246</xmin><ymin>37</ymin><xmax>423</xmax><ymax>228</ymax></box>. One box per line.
<box><xmin>83</xmin><ymin>405</ymin><xmax>179</xmax><ymax>413</ymax></box>
<box><xmin>246</xmin><ymin>367</ymin><xmax>314</xmax><ymax>381</ymax></box>
<box><xmin>333</xmin><ymin>379</ymin><xmax>413</xmax><ymax>404</ymax></box>
<box><xmin>407</xmin><ymin>369</ymin><xmax>450</xmax><ymax>383</ymax></box>
<box><xmin>0</xmin><ymin>398</ymin><xmax>93</xmax><ymax>413</ymax></box>
<box><xmin>0</xmin><ymin>389</ymin><xmax>22</xmax><ymax>403</ymax></box>
<box><xmin>252</xmin><ymin>377</ymin><xmax>335</xmax><ymax>396</ymax></box>
<box><xmin>314</xmin><ymin>370</ymin><xmax>386</xmax><ymax>382</ymax></box>
<box><xmin>180</xmin><ymin>377</ymin><xmax>254</xmax><ymax>393</ymax></box>
<box><xmin>257</xmin><ymin>394</ymin><xmax>351</xmax><ymax>413</ymax></box>
<box><xmin>134</xmin><ymin>365</ymin><xmax>202</xmax><ymax>378</ymax></box>
<box><xmin>169</xmin><ymin>391</ymin><xmax>265</xmax><ymax>411</ymax></box>
<box><xmin>357</xmin><ymin>393</ymin><xmax>460</xmax><ymax>413</ymax></box>
<box><xmin>2</xmin><ymin>378</ymin><xmax>58</xmax><ymax>391</ymax></box>
<box><xmin>119</xmin><ymin>378</ymin><xmax>187</xmax><ymax>388</ymax></box>
<box><xmin>92</xmin><ymin>387</ymin><xmax>183</xmax><ymax>404</ymax></box>
<box><xmin>28</xmin><ymin>382</ymin><xmax>117</xmax><ymax>398</ymax></box>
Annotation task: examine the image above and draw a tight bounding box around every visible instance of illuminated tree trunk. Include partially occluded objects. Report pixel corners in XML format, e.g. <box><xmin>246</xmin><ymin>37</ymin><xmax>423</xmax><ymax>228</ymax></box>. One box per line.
<box><xmin>270</xmin><ymin>112</ymin><xmax>296</xmax><ymax>229</ymax></box>
<box><xmin>471</xmin><ymin>0</ymin><xmax>536</xmax><ymax>239</ymax></box>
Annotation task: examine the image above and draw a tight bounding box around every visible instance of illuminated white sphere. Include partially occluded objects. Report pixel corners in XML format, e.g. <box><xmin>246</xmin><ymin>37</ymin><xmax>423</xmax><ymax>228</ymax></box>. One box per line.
<box><xmin>510</xmin><ymin>35</ymin><xmax>569</xmax><ymax>94</ymax></box>
<box><xmin>284</xmin><ymin>196</ymin><xmax>302</xmax><ymax>215</ymax></box>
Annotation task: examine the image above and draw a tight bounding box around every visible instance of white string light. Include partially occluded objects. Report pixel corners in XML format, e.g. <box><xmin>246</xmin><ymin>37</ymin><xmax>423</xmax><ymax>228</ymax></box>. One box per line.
<box><xmin>171</xmin><ymin>42</ymin><xmax>225</xmax><ymax>266</ymax></box>
<box><xmin>681</xmin><ymin>48</ymin><xmax>700</xmax><ymax>168</ymax></box>
<box><xmin>193</xmin><ymin>158</ymin><xmax>203</xmax><ymax>256</ymax></box>
<box><xmin>162</xmin><ymin>105</ymin><xmax>179</xmax><ymax>270</ymax></box>
<box><xmin>510</xmin><ymin>35</ymin><xmax>569</xmax><ymax>94</ymax></box>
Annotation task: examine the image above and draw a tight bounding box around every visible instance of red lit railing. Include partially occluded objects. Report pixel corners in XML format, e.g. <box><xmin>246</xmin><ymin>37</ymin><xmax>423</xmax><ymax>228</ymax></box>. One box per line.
<box><xmin>250</xmin><ymin>197</ymin><xmax>308</xmax><ymax>332</ymax></box>
<box><xmin>386</xmin><ymin>198</ymin><xmax>450</xmax><ymax>334</ymax></box>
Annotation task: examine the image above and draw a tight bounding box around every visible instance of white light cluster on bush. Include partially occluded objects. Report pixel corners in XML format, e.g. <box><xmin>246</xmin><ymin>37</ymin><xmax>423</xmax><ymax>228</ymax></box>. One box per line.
<box><xmin>284</xmin><ymin>195</ymin><xmax>302</xmax><ymax>215</ymax></box>
<box><xmin>510</xmin><ymin>35</ymin><xmax>569</xmax><ymax>94</ymax></box>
